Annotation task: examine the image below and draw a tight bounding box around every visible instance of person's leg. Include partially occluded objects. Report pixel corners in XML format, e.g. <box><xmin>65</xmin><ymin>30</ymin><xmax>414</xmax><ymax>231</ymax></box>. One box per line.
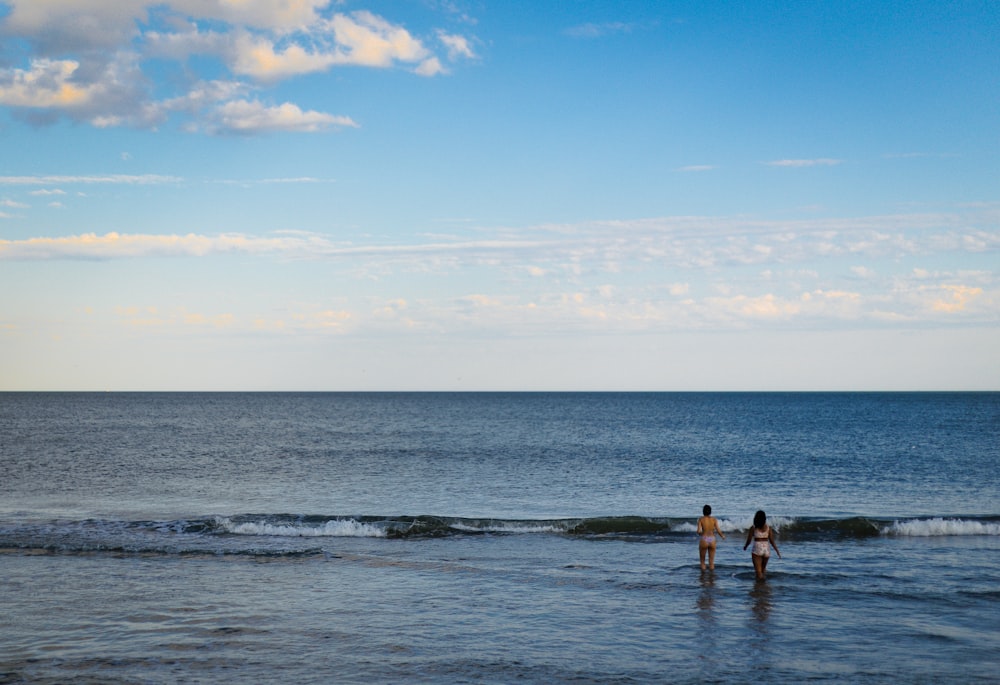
<box><xmin>752</xmin><ymin>553</ymin><xmax>765</xmax><ymax>580</ymax></box>
<box><xmin>699</xmin><ymin>542</ymin><xmax>708</xmax><ymax>570</ymax></box>
<box><xmin>759</xmin><ymin>554</ymin><xmax>769</xmax><ymax>579</ymax></box>
<box><xmin>707</xmin><ymin>543</ymin><xmax>716</xmax><ymax>570</ymax></box>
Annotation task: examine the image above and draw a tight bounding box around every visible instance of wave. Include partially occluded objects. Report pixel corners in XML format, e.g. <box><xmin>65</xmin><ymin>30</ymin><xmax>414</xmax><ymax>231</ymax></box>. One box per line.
<box><xmin>1</xmin><ymin>514</ymin><xmax>997</xmax><ymax>556</ymax></box>
<box><xmin>731</xmin><ymin>516</ymin><xmax>1000</xmax><ymax>539</ymax></box>
<box><xmin>885</xmin><ymin>517</ymin><xmax>1000</xmax><ymax>537</ymax></box>
<box><xmin>213</xmin><ymin>515</ymin><xmax>582</xmax><ymax>539</ymax></box>
<box><xmin>218</xmin><ymin>517</ymin><xmax>388</xmax><ymax>538</ymax></box>
<box><xmin>112</xmin><ymin>513</ymin><xmax>1000</xmax><ymax>539</ymax></box>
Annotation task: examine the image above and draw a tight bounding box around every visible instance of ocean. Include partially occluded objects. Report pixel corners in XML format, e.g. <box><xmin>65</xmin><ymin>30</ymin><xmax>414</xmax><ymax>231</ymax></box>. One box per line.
<box><xmin>1</xmin><ymin>392</ymin><xmax>998</xmax><ymax>684</ymax></box>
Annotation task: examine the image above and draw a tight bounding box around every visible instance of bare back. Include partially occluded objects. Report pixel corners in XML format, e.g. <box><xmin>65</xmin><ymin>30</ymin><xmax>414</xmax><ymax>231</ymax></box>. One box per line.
<box><xmin>697</xmin><ymin>514</ymin><xmax>724</xmax><ymax>570</ymax></box>
<box><xmin>697</xmin><ymin>516</ymin><xmax>721</xmax><ymax>540</ymax></box>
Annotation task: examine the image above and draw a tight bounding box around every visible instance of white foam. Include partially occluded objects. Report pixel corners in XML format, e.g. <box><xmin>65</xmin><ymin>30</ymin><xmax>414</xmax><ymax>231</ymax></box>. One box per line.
<box><xmin>704</xmin><ymin>516</ymin><xmax>793</xmax><ymax>533</ymax></box>
<box><xmin>218</xmin><ymin>518</ymin><xmax>386</xmax><ymax>538</ymax></box>
<box><xmin>450</xmin><ymin>521</ymin><xmax>566</xmax><ymax>534</ymax></box>
<box><xmin>887</xmin><ymin>518</ymin><xmax>1000</xmax><ymax>537</ymax></box>
<box><xmin>678</xmin><ymin>517</ymin><xmax>780</xmax><ymax>534</ymax></box>
<box><xmin>764</xmin><ymin>516</ymin><xmax>796</xmax><ymax>531</ymax></box>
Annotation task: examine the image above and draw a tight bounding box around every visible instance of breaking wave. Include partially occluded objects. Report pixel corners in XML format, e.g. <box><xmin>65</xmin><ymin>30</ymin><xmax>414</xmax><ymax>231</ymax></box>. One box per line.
<box><xmin>1</xmin><ymin>514</ymin><xmax>997</xmax><ymax>558</ymax></box>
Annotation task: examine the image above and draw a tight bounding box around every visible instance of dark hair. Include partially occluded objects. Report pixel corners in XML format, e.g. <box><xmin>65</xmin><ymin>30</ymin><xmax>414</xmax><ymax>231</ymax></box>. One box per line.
<box><xmin>753</xmin><ymin>510</ymin><xmax>767</xmax><ymax>529</ymax></box>
<box><xmin>703</xmin><ymin>504</ymin><xmax>712</xmax><ymax>516</ymax></box>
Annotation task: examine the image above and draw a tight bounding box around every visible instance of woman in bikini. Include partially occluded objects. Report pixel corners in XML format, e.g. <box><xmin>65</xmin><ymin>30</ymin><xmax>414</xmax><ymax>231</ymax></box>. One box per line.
<box><xmin>743</xmin><ymin>509</ymin><xmax>781</xmax><ymax>580</ymax></box>
<box><xmin>697</xmin><ymin>504</ymin><xmax>725</xmax><ymax>571</ymax></box>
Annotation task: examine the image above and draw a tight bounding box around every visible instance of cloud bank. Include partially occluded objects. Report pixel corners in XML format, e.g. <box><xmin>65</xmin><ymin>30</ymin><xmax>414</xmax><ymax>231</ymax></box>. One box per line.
<box><xmin>3</xmin><ymin>210</ymin><xmax>996</xmax><ymax>265</ymax></box>
<box><xmin>2</xmin><ymin>209</ymin><xmax>995</xmax><ymax>333</ymax></box>
<box><xmin>0</xmin><ymin>1</ymin><xmax>475</xmax><ymax>134</ymax></box>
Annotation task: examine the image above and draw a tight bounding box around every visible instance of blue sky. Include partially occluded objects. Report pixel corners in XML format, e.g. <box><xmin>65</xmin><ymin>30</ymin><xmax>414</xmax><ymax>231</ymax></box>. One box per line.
<box><xmin>1</xmin><ymin>0</ymin><xmax>997</xmax><ymax>390</ymax></box>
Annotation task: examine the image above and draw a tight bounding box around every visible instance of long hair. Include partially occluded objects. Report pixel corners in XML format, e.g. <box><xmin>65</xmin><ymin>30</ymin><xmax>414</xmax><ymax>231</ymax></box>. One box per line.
<box><xmin>753</xmin><ymin>510</ymin><xmax>767</xmax><ymax>529</ymax></box>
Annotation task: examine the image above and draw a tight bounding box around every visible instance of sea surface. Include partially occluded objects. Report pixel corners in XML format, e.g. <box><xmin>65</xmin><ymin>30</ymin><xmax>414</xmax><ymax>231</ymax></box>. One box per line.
<box><xmin>1</xmin><ymin>392</ymin><xmax>998</xmax><ymax>684</ymax></box>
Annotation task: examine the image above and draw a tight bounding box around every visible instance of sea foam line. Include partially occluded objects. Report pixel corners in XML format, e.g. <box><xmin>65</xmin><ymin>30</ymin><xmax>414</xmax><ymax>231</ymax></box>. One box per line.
<box><xmin>217</xmin><ymin>517</ymin><xmax>386</xmax><ymax>538</ymax></box>
<box><xmin>887</xmin><ymin>518</ymin><xmax>1000</xmax><ymax>537</ymax></box>
<box><xmin>450</xmin><ymin>521</ymin><xmax>567</xmax><ymax>534</ymax></box>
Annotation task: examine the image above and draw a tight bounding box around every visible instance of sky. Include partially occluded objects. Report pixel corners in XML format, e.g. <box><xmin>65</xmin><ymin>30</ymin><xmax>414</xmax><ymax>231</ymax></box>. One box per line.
<box><xmin>0</xmin><ymin>0</ymin><xmax>997</xmax><ymax>391</ymax></box>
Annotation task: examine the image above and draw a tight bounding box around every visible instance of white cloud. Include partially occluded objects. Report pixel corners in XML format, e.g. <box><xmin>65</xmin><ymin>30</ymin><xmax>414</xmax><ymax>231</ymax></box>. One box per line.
<box><xmin>1</xmin><ymin>213</ymin><xmax>995</xmax><ymax>333</ymax></box>
<box><xmin>0</xmin><ymin>59</ymin><xmax>92</xmax><ymax>108</ymax></box>
<box><xmin>208</xmin><ymin>100</ymin><xmax>358</xmax><ymax>134</ymax></box>
<box><xmin>0</xmin><ymin>231</ymin><xmax>307</xmax><ymax>260</ymax></box>
<box><xmin>160</xmin><ymin>79</ymin><xmax>249</xmax><ymax>116</ymax></box>
<box><xmin>0</xmin><ymin>219</ymin><xmax>996</xmax><ymax>344</ymax></box>
<box><xmin>143</xmin><ymin>26</ymin><xmax>231</xmax><ymax>61</ymax></box>
<box><xmin>0</xmin><ymin>1</ymin><xmax>475</xmax><ymax>131</ymax></box>
<box><xmin>438</xmin><ymin>31</ymin><xmax>475</xmax><ymax>60</ymax></box>
<box><xmin>2</xmin><ymin>0</ymin><xmax>327</xmax><ymax>46</ymax></box>
<box><xmin>799</xmin><ymin>289</ymin><xmax>863</xmax><ymax>319</ymax></box>
<box><xmin>231</xmin><ymin>32</ymin><xmax>338</xmax><ymax>80</ymax></box>
<box><xmin>0</xmin><ymin>174</ymin><xmax>181</xmax><ymax>185</ymax></box>
<box><xmin>292</xmin><ymin>308</ymin><xmax>353</xmax><ymax>330</ymax></box>
<box><xmin>706</xmin><ymin>293</ymin><xmax>801</xmax><ymax>320</ymax></box>
<box><xmin>115</xmin><ymin>305</ymin><xmax>237</xmax><ymax>330</ymax></box>
<box><xmin>169</xmin><ymin>0</ymin><xmax>329</xmax><ymax>32</ymax></box>
<box><xmin>930</xmin><ymin>284</ymin><xmax>984</xmax><ymax>313</ymax></box>
<box><xmin>415</xmin><ymin>57</ymin><xmax>445</xmax><ymax>77</ymax></box>
<box><xmin>0</xmin><ymin>0</ymin><xmax>149</xmax><ymax>52</ymax></box>
<box><xmin>462</xmin><ymin>293</ymin><xmax>505</xmax><ymax>308</ymax></box>
<box><xmin>0</xmin><ymin>55</ymin><xmax>165</xmax><ymax>128</ymax></box>
<box><xmin>326</xmin><ymin>11</ymin><xmax>435</xmax><ymax>71</ymax></box>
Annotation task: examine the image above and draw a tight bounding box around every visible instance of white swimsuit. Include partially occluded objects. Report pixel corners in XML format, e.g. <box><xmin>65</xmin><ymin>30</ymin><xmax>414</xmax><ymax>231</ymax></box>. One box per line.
<box><xmin>752</xmin><ymin>526</ymin><xmax>771</xmax><ymax>557</ymax></box>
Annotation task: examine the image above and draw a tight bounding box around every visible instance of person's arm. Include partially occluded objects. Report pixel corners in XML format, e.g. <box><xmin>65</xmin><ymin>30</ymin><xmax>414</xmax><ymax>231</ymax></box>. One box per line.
<box><xmin>716</xmin><ymin>518</ymin><xmax>726</xmax><ymax>539</ymax></box>
<box><xmin>769</xmin><ymin>528</ymin><xmax>781</xmax><ymax>558</ymax></box>
<box><xmin>743</xmin><ymin>527</ymin><xmax>753</xmax><ymax>550</ymax></box>
<box><xmin>697</xmin><ymin>518</ymin><xmax>704</xmax><ymax>535</ymax></box>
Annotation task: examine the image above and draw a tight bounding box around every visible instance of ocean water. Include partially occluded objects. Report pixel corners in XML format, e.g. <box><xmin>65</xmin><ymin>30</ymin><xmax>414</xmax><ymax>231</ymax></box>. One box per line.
<box><xmin>1</xmin><ymin>392</ymin><xmax>998</xmax><ymax>684</ymax></box>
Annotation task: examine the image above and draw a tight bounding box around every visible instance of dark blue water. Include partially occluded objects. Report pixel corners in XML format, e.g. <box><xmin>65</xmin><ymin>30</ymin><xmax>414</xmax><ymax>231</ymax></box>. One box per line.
<box><xmin>2</xmin><ymin>392</ymin><xmax>998</xmax><ymax>683</ymax></box>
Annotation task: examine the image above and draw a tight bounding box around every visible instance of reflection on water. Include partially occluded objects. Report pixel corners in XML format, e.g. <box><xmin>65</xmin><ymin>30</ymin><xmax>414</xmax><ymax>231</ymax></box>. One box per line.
<box><xmin>750</xmin><ymin>580</ymin><xmax>773</xmax><ymax>624</ymax></box>
<box><xmin>697</xmin><ymin>570</ymin><xmax>717</xmax><ymax>616</ymax></box>
<box><xmin>745</xmin><ymin>580</ymin><xmax>774</xmax><ymax>674</ymax></box>
<box><xmin>694</xmin><ymin>570</ymin><xmax>719</xmax><ymax>677</ymax></box>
